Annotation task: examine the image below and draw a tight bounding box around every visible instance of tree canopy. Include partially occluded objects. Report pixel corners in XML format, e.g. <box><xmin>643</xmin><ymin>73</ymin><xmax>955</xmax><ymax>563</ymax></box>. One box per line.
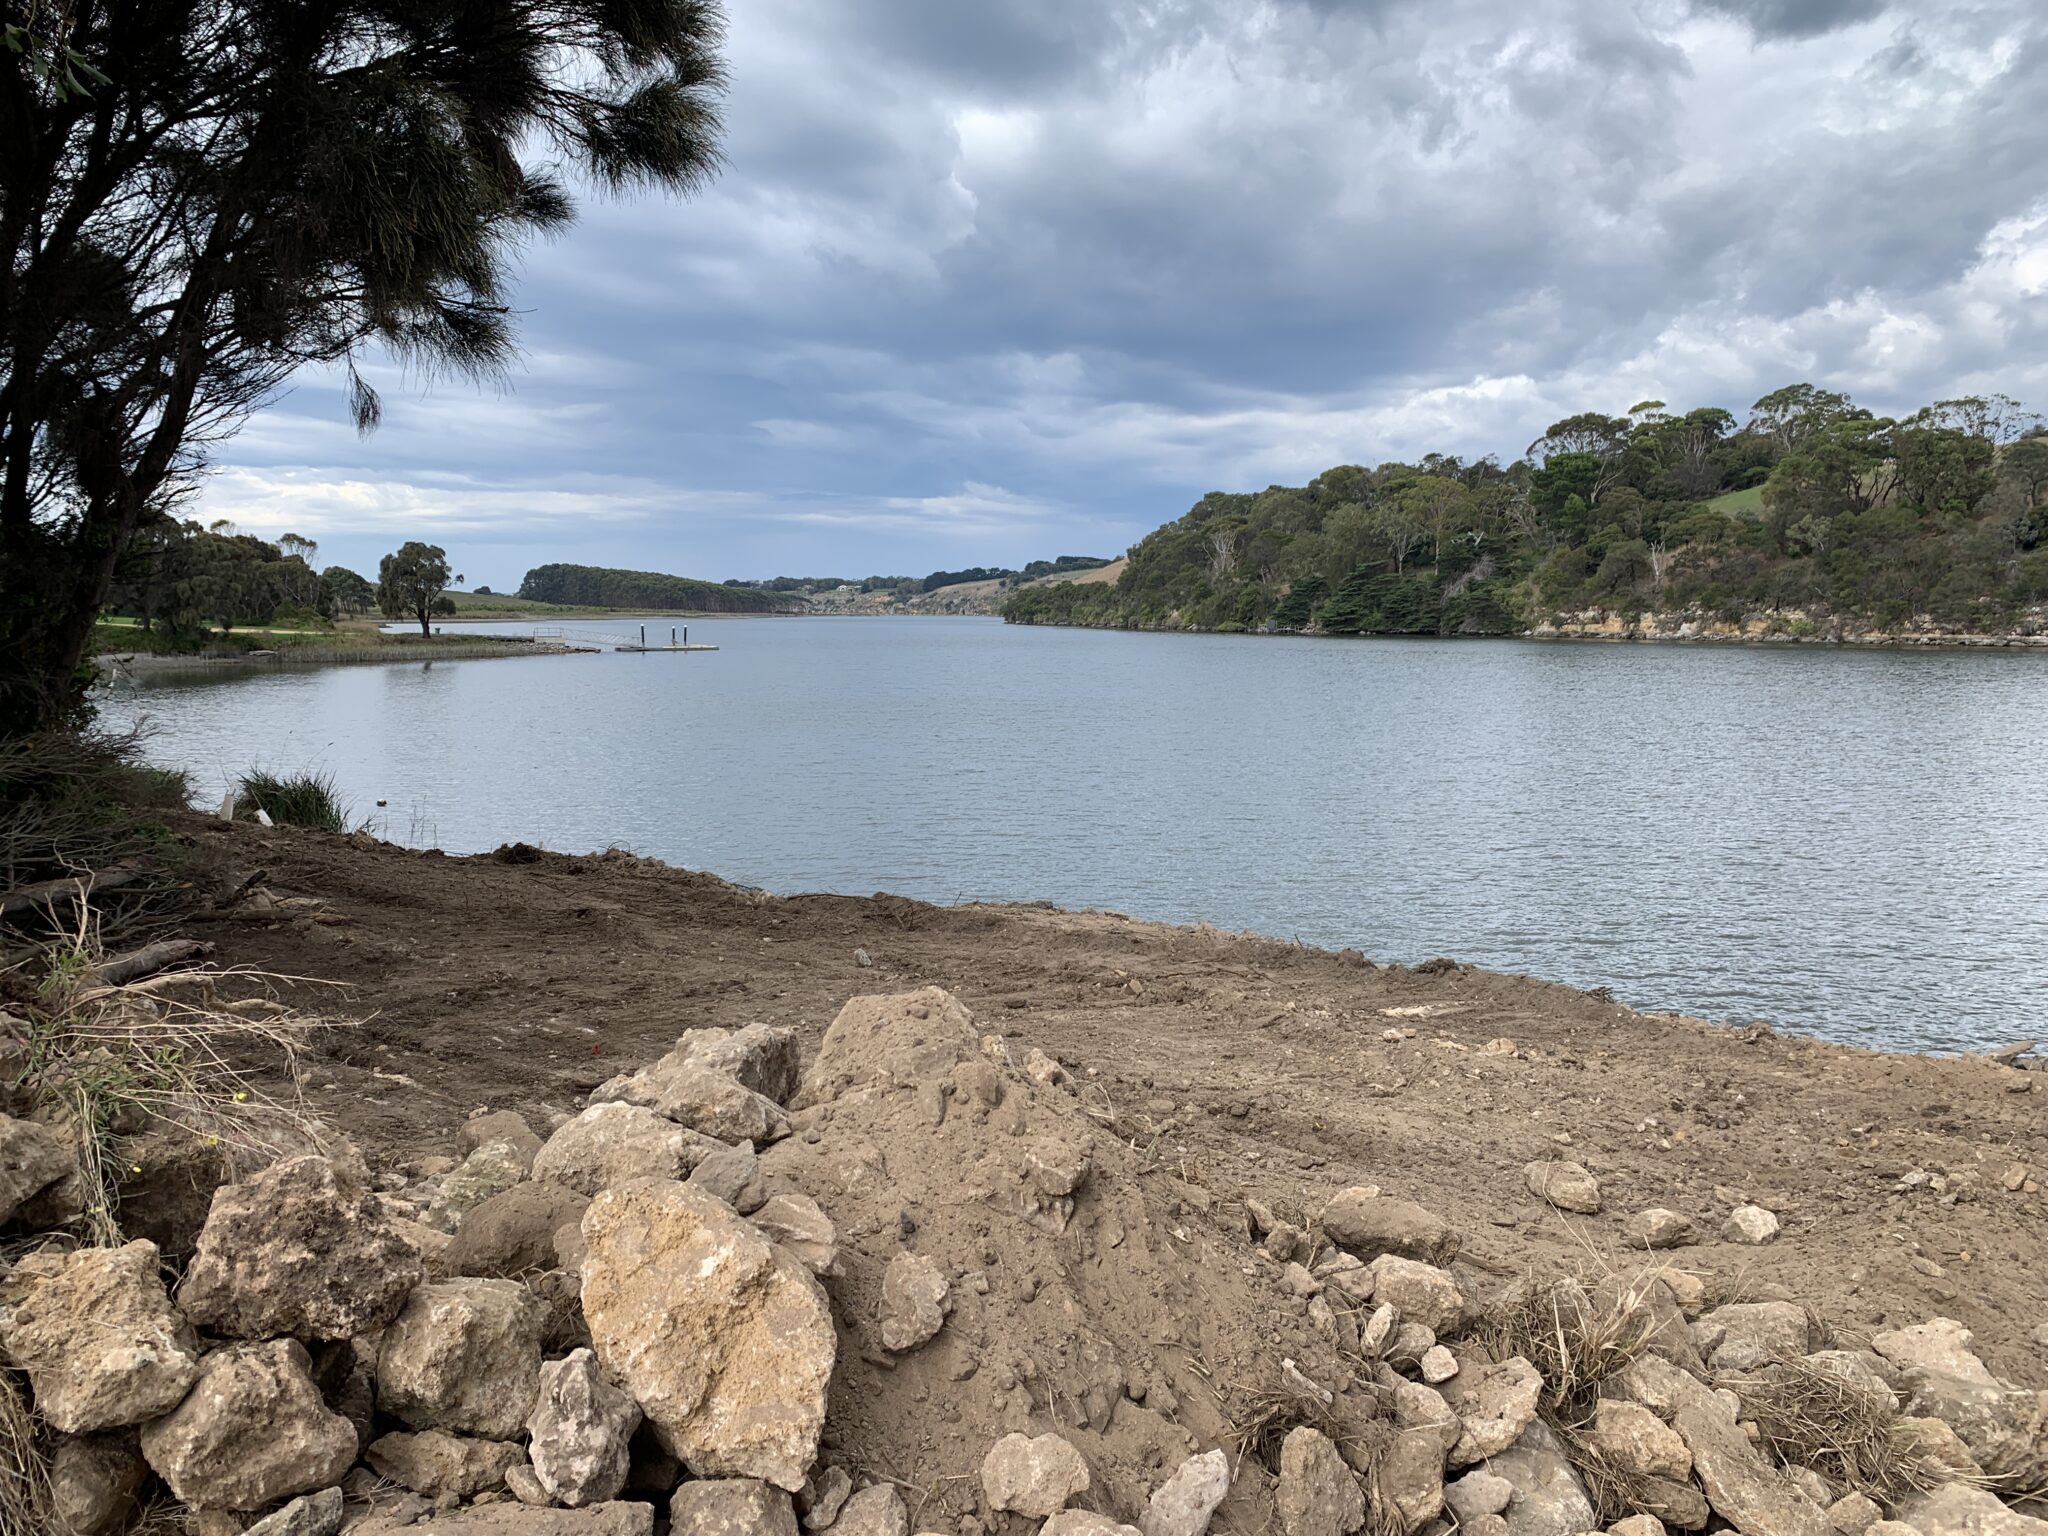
<box><xmin>1004</xmin><ymin>386</ymin><xmax>2048</xmax><ymax>638</ymax></box>
<box><xmin>378</xmin><ymin>543</ymin><xmax>453</xmax><ymax>637</ymax></box>
<box><xmin>1</xmin><ymin>0</ymin><xmax>727</xmax><ymax>733</ymax></box>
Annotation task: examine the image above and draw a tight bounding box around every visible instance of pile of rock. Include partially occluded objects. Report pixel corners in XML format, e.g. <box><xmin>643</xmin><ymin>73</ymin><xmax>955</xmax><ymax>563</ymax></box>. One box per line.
<box><xmin>0</xmin><ymin>988</ymin><xmax>2042</xmax><ymax>1536</ymax></box>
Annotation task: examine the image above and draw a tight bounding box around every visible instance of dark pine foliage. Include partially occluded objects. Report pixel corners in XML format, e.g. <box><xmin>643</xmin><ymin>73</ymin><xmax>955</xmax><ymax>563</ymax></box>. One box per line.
<box><xmin>1</xmin><ymin>0</ymin><xmax>728</xmax><ymax>733</ymax></box>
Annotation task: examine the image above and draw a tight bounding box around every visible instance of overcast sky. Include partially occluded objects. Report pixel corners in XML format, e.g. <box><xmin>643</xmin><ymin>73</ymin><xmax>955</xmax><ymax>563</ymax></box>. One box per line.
<box><xmin>205</xmin><ymin>0</ymin><xmax>2048</xmax><ymax>588</ymax></box>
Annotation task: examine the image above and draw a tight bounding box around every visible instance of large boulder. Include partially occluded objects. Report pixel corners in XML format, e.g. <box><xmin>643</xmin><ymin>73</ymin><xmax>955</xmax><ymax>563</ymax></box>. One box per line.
<box><xmin>981</xmin><ymin>1432</ymin><xmax>1092</xmax><ymax>1517</ymax></box>
<box><xmin>176</xmin><ymin>1155</ymin><xmax>425</xmax><ymax>1340</ymax></box>
<box><xmin>138</xmin><ymin>1339</ymin><xmax>357</xmax><ymax>1512</ymax></box>
<box><xmin>669</xmin><ymin>1025</ymin><xmax>803</xmax><ymax>1106</ymax></box>
<box><xmin>0</xmin><ymin>1239</ymin><xmax>199</xmax><ymax>1433</ymax></box>
<box><xmin>365</xmin><ymin>1430</ymin><xmax>527</xmax><ymax>1498</ymax></box>
<box><xmin>1376</xmin><ymin>1427</ymin><xmax>1447</xmax><ymax>1535</ymax></box>
<box><xmin>1317</xmin><ymin>1190</ymin><xmax>1460</xmax><ymax>1267</ymax></box>
<box><xmin>376</xmin><ymin>1278</ymin><xmax>546</xmax><ymax>1440</ymax></box>
<box><xmin>796</xmin><ymin>988</ymin><xmax>981</xmax><ymax>1107</ymax></box>
<box><xmin>581</xmin><ymin>1179</ymin><xmax>834</xmax><ymax>1490</ymax></box>
<box><xmin>0</xmin><ymin>1113</ymin><xmax>79</xmax><ymax>1225</ymax></box>
<box><xmin>592</xmin><ymin>1058</ymin><xmax>793</xmax><ymax>1146</ymax></box>
<box><xmin>1275</xmin><ymin>1427</ymin><xmax>1365</xmax><ymax>1536</ymax></box>
<box><xmin>529</xmin><ymin>1348</ymin><xmax>643</xmax><ymax>1508</ymax></box>
<box><xmin>448</xmin><ymin>1181</ymin><xmax>590</xmax><ymax>1279</ymax></box>
<box><xmin>532</xmin><ymin>1104</ymin><xmax>726</xmax><ymax>1197</ymax></box>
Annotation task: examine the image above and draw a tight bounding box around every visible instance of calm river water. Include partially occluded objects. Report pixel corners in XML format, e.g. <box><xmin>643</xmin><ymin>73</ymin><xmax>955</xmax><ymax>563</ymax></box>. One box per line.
<box><xmin>101</xmin><ymin>617</ymin><xmax>2048</xmax><ymax>1053</ymax></box>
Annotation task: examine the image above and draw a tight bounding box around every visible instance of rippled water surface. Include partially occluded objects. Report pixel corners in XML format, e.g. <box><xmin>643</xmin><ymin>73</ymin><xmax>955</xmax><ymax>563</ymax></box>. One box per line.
<box><xmin>102</xmin><ymin>617</ymin><xmax>2048</xmax><ymax>1052</ymax></box>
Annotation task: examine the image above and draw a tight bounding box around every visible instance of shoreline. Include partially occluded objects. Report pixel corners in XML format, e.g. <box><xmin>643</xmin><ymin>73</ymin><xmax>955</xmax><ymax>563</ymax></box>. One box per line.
<box><xmin>99</xmin><ymin>638</ymin><xmax>598</xmax><ymax>674</ymax></box>
<box><xmin>1002</xmin><ymin>614</ymin><xmax>2048</xmax><ymax>651</ymax></box>
<box><xmin>179</xmin><ymin>814</ymin><xmax>2048</xmax><ymax>1394</ymax></box>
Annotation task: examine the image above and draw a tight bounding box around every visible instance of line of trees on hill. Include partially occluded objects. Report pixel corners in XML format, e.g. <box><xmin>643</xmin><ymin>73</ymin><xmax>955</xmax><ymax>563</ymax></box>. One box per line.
<box><xmin>1003</xmin><ymin>387</ymin><xmax>2048</xmax><ymax>637</ymax></box>
<box><xmin>517</xmin><ymin>564</ymin><xmax>799</xmax><ymax>613</ymax></box>
<box><xmin>739</xmin><ymin>556</ymin><xmax>1110</xmax><ymax>599</ymax></box>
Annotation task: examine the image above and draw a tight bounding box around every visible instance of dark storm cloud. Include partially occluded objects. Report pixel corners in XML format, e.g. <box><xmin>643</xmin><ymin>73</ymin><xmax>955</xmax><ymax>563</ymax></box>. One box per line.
<box><xmin>205</xmin><ymin>0</ymin><xmax>2048</xmax><ymax>585</ymax></box>
<box><xmin>1693</xmin><ymin>0</ymin><xmax>1888</xmax><ymax>38</ymax></box>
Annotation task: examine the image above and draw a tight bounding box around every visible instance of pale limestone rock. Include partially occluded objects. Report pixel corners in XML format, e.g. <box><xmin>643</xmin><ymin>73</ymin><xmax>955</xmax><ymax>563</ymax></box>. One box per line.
<box><xmin>1621</xmin><ymin>1353</ymin><xmax>1829</xmax><ymax>1536</ymax></box>
<box><xmin>799</xmin><ymin>1466</ymin><xmax>853</xmax><ymax>1530</ymax></box>
<box><xmin>531</xmin><ymin>1103</ymin><xmax>726</xmax><ymax>1198</ymax></box>
<box><xmin>1701</xmin><ymin>1301</ymin><xmax>1812</xmax><ymax>1371</ymax></box>
<box><xmin>349</xmin><ymin>1505</ymin><xmax>655</xmax><ymax>1535</ymax></box>
<box><xmin>582</xmin><ymin>1179</ymin><xmax>834</xmax><ymax>1491</ymax></box>
<box><xmin>1722</xmin><ymin>1204</ymin><xmax>1781</xmax><ymax>1244</ymax></box>
<box><xmin>1441</xmin><ymin>1355</ymin><xmax>1543</xmax><ymax>1467</ymax></box>
<box><xmin>690</xmin><ymin>1145</ymin><xmax>771</xmax><ymax>1215</ymax></box>
<box><xmin>1042</xmin><ymin>1516</ymin><xmax>1143</xmax><ymax>1536</ymax></box>
<box><xmin>138</xmin><ymin>1339</ymin><xmax>357</xmax><ymax>1512</ymax></box>
<box><xmin>1628</xmin><ymin>1209</ymin><xmax>1696</xmax><ymax>1249</ymax></box>
<box><xmin>750</xmin><ymin>1192</ymin><xmax>839</xmax><ymax>1276</ymax></box>
<box><xmin>1367</xmin><ymin>1254</ymin><xmax>1464</xmax><ymax>1332</ymax></box>
<box><xmin>833</xmin><ymin>1486</ymin><xmax>909</xmax><ymax>1536</ymax></box>
<box><xmin>1484</xmin><ymin>1420</ymin><xmax>1595</xmax><ymax>1536</ymax></box>
<box><xmin>427</xmin><ymin>1139</ymin><xmax>532</xmax><ymax>1232</ymax></box>
<box><xmin>1442</xmin><ymin>1471</ymin><xmax>1514</xmax><ymax>1526</ymax></box>
<box><xmin>1898</xmin><ymin>1485</ymin><xmax>2048</xmax><ymax>1536</ymax></box>
<box><xmin>1524</xmin><ymin>1159</ymin><xmax>1602</xmax><ymax>1214</ymax></box>
<box><xmin>879</xmin><ymin>1251</ymin><xmax>950</xmax><ymax>1352</ymax></box>
<box><xmin>1140</xmin><ymin>1448</ymin><xmax>1232</xmax><ymax>1536</ymax></box>
<box><xmin>1829</xmin><ymin>1493</ymin><xmax>1885</xmax><ymax>1536</ymax></box>
<box><xmin>670</xmin><ymin>1025</ymin><xmax>804</xmax><ymax>1105</ymax></box>
<box><xmin>1317</xmin><ymin>1190</ymin><xmax>1460</xmax><ymax>1266</ymax></box>
<box><xmin>1583</xmin><ymin>1400</ymin><xmax>1691</xmax><ymax>1482</ymax></box>
<box><xmin>459</xmin><ymin>1110</ymin><xmax>543</xmax><ymax>1163</ymax></box>
<box><xmin>0</xmin><ymin>1239</ymin><xmax>198</xmax><ymax>1432</ymax></box>
<box><xmin>244</xmin><ymin>1486</ymin><xmax>346</xmax><ymax>1536</ymax></box>
<box><xmin>529</xmin><ymin>1348</ymin><xmax>643</xmax><ymax>1508</ymax></box>
<box><xmin>366</xmin><ymin>1430</ymin><xmax>527</xmax><ymax>1497</ymax></box>
<box><xmin>376</xmin><ymin>1278</ymin><xmax>546</xmax><ymax>1440</ymax></box>
<box><xmin>981</xmin><ymin>1432</ymin><xmax>1091</xmax><ymax>1517</ymax></box>
<box><xmin>1872</xmin><ymin>1319</ymin><xmax>1995</xmax><ymax>1385</ymax></box>
<box><xmin>1376</xmin><ymin>1427</ymin><xmax>1446</xmax><ymax>1534</ymax></box>
<box><xmin>176</xmin><ymin>1155</ymin><xmax>424</xmax><ymax>1341</ymax></box>
<box><xmin>669</xmin><ymin>1479</ymin><xmax>801</xmax><ymax>1536</ymax></box>
<box><xmin>1275</xmin><ymin>1427</ymin><xmax>1364</xmax><ymax>1536</ymax></box>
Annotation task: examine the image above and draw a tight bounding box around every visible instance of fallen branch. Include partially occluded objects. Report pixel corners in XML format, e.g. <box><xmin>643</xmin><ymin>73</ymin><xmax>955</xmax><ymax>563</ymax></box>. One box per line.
<box><xmin>0</xmin><ymin>864</ymin><xmax>145</xmax><ymax>918</ymax></box>
<box><xmin>91</xmin><ymin>937</ymin><xmax>214</xmax><ymax>987</ymax></box>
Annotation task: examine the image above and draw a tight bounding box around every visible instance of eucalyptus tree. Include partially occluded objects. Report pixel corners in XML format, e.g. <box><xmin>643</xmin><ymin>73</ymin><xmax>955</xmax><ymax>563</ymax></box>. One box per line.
<box><xmin>1</xmin><ymin>0</ymin><xmax>725</xmax><ymax>732</ymax></box>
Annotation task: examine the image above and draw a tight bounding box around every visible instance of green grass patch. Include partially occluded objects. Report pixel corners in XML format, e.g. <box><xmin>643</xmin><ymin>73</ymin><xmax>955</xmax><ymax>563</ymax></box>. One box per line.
<box><xmin>1705</xmin><ymin>484</ymin><xmax>1766</xmax><ymax>515</ymax></box>
<box><xmin>237</xmin><ymin>769</ymin><xmax>351</xmax><ymax>832</ymax></box>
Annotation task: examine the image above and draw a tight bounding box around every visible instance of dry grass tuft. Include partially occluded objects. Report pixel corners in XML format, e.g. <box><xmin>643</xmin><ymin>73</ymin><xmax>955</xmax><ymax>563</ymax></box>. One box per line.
<box><xmin>1231</xmin><ymin>1378</ymin><xmax>1351</xmax><ymax>1473</ymax></box>
<box><xmin>13</xmin><ymin>912</ymin><xmax>348</xmax><ymax>1245</ymax></box>
<box><xmin>1477</xmin><ymin>1270</ymin><xmax>1670</xmax><ymax>1520</ymax></box>
<box><xmin>0</xmin><ymin>1370</ymin><xmax>51</xmax><ymax>1536</ymax></box>
<box><xmin>1733</xmin><ymin>1358</ymin><xmax>1960</xmax><ymax>1504</ymax></box>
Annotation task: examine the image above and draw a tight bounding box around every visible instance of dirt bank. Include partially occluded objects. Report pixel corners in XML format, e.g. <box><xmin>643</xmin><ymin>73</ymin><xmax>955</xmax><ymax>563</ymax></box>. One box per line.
<box><xmin>179</xmin><ymin>815</ymin><xmax>2047</xmax><ymax>1392</ymax></box>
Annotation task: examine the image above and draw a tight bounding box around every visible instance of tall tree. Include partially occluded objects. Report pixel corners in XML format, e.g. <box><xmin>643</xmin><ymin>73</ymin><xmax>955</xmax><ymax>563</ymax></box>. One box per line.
<box><xmin>378</xmin><ymin>542</ymin><xmax>451</xmax><ymax>637</ymax></box>
<box><xmin>1</xmin><ymin>0</ymin><xmax>726</xmax><ymax>733</ymax></box>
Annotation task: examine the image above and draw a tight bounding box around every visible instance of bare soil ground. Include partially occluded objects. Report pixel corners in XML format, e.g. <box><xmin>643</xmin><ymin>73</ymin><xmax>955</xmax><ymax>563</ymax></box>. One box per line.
<box><xmin>181</xmin><ymin>814</ymin><xmax>2048</xmax><ymax>1398</ymax></box>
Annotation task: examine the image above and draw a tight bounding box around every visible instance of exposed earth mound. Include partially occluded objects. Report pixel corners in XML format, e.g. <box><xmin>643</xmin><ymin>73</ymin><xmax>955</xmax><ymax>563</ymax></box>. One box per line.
<box><xmin>1</xmin><ymin>819</ymin><xmax>2044</xmax><ymax>1536</ymax></box>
